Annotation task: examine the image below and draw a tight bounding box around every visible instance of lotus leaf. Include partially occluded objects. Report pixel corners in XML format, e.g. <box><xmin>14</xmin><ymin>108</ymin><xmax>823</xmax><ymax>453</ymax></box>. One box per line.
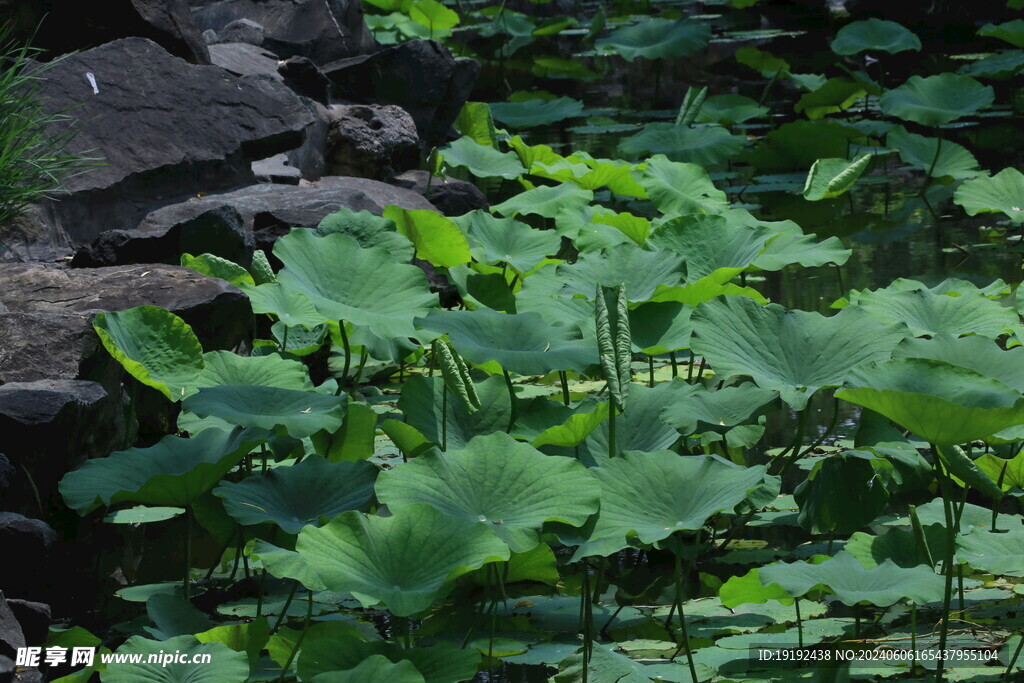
<box><xmin>452</xmin><ymin>210</ymin><xmax>560</xmax><ymax>273</ymax></box>
<box><xmin>794</xmin><ymin>451</ymin><xmax>892</xmax><ymax>534</ymax></box>
<box><xmin>572</xmin><ymin>450</ymin><xmax>766</xmax><ymax>559</ymax></box>
<box><xmin>417</xmin><ymin>309</ymin><xmax>596</xmax><ymax>375</ymax></box>
<box><xmin>315</xmin><ymin>207</ymin><xmax>414</xmax><ymax>261</ymax></box>
<box><xmin>893</xmin><ymin>334</ymin><xmax>1024</xmax><ymax>393</ymax></box>
<box><xmin>295</xmin><ymin>504</ymin><xmax>510</xmax><ymax>616</ymax></box>
<box><xmin>697</xmin><ymin>94</ymin><xmax>768</xmax><ymax>125</ymax></box>
<box><xmin>691</xmin><ymin>297</ymin><xmax>904</xmax><ymax>408</ymax></box>
<box><xmin>555</xmin><ymin>244</ymin><xmax>684</xmax><ymax>302</ymax></box>
<box><xmin>180</xmin><ymin>253</ymin><xmax>254</xmax><ymax>287</ymax></box>
<box><xmin>618</xmin><ymin>123</ymin><xmax>746</xmax><ymax>167</ymax></box>
<box><xmin>959</xmin><ymin>49</ymin><xmax>1024</xmax><ymax>79</ymax></box>
<box><xmin>742</xmin><ymin>120</ymin><xmax>859</xmax><ymax>172</ymax></box>
<box><xmin>879</xmin><ymin>74</ymin><xmax>994</xmax><ymax>126</ymax></box>
<box><xmin>628</xmin><ymin>301</ymin><xmax>693</xmax><ymax>354</ymax></box>
<box><xmin>194</xmin><ymin>351</ymin><xmax>313</xmax><ymax>393</ymax></box>
<box><xmin>719</xmin><ymin>568</ymin><xmax>794</xmax><ymax>608</ymax></box>
<box><xmin>759</xmin><ymin>552</ymin><xmax>945</xmax><ymax>606</ymax></box>
<box><xmin>455</xmin><ymin>101</ymin><xmax>498</xmax><ymax>147</ymax></box>
<box><xmin>397</xmin><ymin>375</ymin><xmax>512</xmax><ymax>450</ymax></box>
<box><xmin>310</xmin><ymin>655</ymin><xmax>425</xmax><ymax>683</ymax></box>
<box><xmin>831</xmin><ymin>19</ymin><xmax>921</xmax><ymax>55</ymax></box>
<box><xmin>183</xmin><ymin>385</ymin><xmax>345</xmax><ymax>438</ymax></box>
<box><xmin>93</xmin><ymin>306</ymin><xmax>204</xmax><ymax>401</ymax></box>
<box><xmin>660</xmin><ymin>384</ymin><xmax>778</xmax><ymax>436</ymax></box>
<box><xmin>101</xmin><ymin>635</ymin><xmax>248</xmax><ymax>683</ymax></box>
<box><xmin>60</xmin><ymin>427</ymin><xmax>264</xmax><ymax>515</ymax></box>
<box><xmin>633</xmin><ymin>155</ymin><xmax>728</xmax><ymax>215</ymax></box>
<box><xmin>837</xmin><ymin>358</ymin><xmax>1024</xmax><ymax>446</ymax></box>
<box><xmin>887</xmin><ymin>126</ymin><xmax>980</xmax><ymax>179</ymax></box>
<box><xmin>439</xmin><ymin>136</ymin><xmax>525</xmax><ymax>179</ymax></box>
<box><xmin>794</xmin><ymin>78</ymin><xmax>868</xmax><ymax>119</ymax></box>
<box><xmin>649</xmin><ymin>214</ymin><xmax>772</xmax><ymax>281</ymax></box>
<box><xmin>956</xmin><ymin>526</ymin><xmax>1024</xmax><ymax>576</ymax></box>
<box><xmin>953</xmin><ymin>168</ymin><xmax>1024</xmax><ymax>224</ymax></box>
<box><xmin>979</xmin><ymin>19</ymin><xmax>1024</xmax><ymax>47</ymax></box>
<box><xmin>298</xmin><ymin>637</ymin><xmax>479</xmax><ymax>683</ymax></box>
<box><xmin>489</xmin><ymin>97</ymin><xmax>584</xmax><ymax>128</ymax></box>
<box><xmin>584</xmin><ymin>380</ymin><xmax>696</xmax><ymax>463</ymax></box>
<box><xmin>802</xmin><ymin>154</ymin><xmax>872</xmax><ymax>201</ymax></box>
<box><xmin>382</xmin><ymin>206</ymin><xmax>471</xmax><ymax>268</ymax></box>
<box><xmin>847</xmin><ymin>285</ymin><xmax>1016</xmax><ymax>338</ymax></box>
<box><xmin>595</xmin><ymin>17</ymin><xmax>709</xmax><ymax>61</ymax></box>
<box><xmin>214</xmin><ymin>456</ymin><xmax>377</xmax><ymax>533</ymax></box>
<box><xmin>273</xmin><ymin>230</ymin><xmax>437</xmax><ymax>339</ymax></box>
<box><xmin>845</xmin><ymin>525</ymin><xmax>948</xmax><ymax>569</ymax></box>
<box><xmin>377</xmin><ymin>432</ymin><xmax>598</xmax><ymax>552</ymax></box>
<box><xmin>974</xmin><ymin>450</ymin><xmax>1024</xmax><ymax>492</ymax></box>
<box><xmin>490</xmin><ymin>183</ymin><xmax>594</xmax><ymax>219</ymax></box>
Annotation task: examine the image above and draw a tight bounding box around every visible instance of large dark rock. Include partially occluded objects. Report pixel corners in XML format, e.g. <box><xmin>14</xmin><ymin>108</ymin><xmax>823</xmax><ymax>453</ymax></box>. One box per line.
<box><xmin>0</xmin><ymin>0</ymin><xmax>209</xmax><ymax>64</ymax></box>
<box><xmin>145</xmin><ymin>177</ymin><xmax>438</xmax><ymax>256</ymax></box>
<box><xmin>0</xmin><ymin>597</ymin><xmax>25</xmax><ymax>660</ymax></box>
<box><xmin>325</xmin><ymin>105</ymin><xmax>420</xmax><ymax>180</ymax></box>
<box><xmin>0</xmin><ymin>312</ymin><xmax>105</xmax><ymax>385</ymax></box>
<box><xmin>286</xmin><ymin>100</ymin><xmax>331</xmax><ymax>181</ymax></box>
<box><xmin>32</xmin><ymin>38</ymin><xmax>314</xmax><ymax>248</ymax></box>
<box><xmin>279</xmin><ymin>56</ymin><xmax>332</xmax><ymax>104</ymax></box>
<box><xmin>0</xmin><ymin>514</ymin><xmax>59</xmax><ymax>601</ymax></box>
<box><xmin>324</xmin><ymin>40</ymin><xmax>480</xmax><ymax>145</ymax></box>
<box><xmin>207</xmin><ymin>42</ymin><xmax>282</xmax><ymax>78</ymax></box>
<box><xmin>190</xmin><ymin>0</ymin><xmax>375</xmax><ymax>64</ymax></box>
<box><xmin>5</xmin><ymin>601</ymin><xmax>50</xmax><ymax>649</ymax></box>
<box><xmin>0</xmin><ymin>455</ymin><xmax>14</xmax><ymax>494</ymax></box>
<box><xmin>393</xmin><ymin>170</ymin><xmax>489</xmax><ymax>216</ymax></box>
<box><xmin>70</xmin><ymin>205</ymin><xmax>253</xmax><ymax>268</ymax></box>
<box><xmin>0</xmin><ymin>263</ymin><xmax>251</xmax><ymax>352</ymax></box>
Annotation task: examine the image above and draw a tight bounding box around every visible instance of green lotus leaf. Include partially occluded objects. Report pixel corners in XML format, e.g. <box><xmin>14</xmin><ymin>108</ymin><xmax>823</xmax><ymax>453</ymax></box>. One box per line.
<box><xmin>831</xmin><ymin>19</ymin><xmax>921</xmax><ymax>55</ymax></box>
<box><xmin>295</xmin><ymin>504</ymin><xmax>510</xmax><ymax>616</ymax></box>
<box><xmin>398</xmin><ymin>375</ymin><xmax>511</xmax><ymax>450</ymax></box>
<box><xmin>794</xmin><ymin>451</ymin><xmax>892</xmax><ymax>534</ymax></box>
<box><xmin>145</xmin><ymin>594</ymin><xmax>213</xmax><ymax>638</ymax></box>
<box><xmin>618</xmin><ymin>123</ymin><xmax>746</xmax><ymax>166</ymax></box>
<box><xmin>489</xmin><ymin>97</ymin><xmax>584</xmax><ymax>128</ymax></box>
<box><xmin>60</xmin><ymin>427</ymin><xmax>265</xmax><ymax>515</ymax></box>
<box><xmin>959</xmin><ymin>49</ymin><xmax>1024</xmax><ymax>80</ymax></box>
<box><xmin>742</xmin><ymin>120</ymin><xmax>859</xmax><ymax>172</ymax></box>
<box><xmin>691</xmin><ymin>297</ymin><xmax>904</xmax><ymax>409</ymax></box>
<box><xmin>532</xmin><ymin>400</ymin><xmax>610</xmax><ymax>448</ymax></box>
<box><xmin>634</xmin><ymin>155</ymin><xmax>729</xmax><ymax>215</ymax></box>
<box><xmin>837</xmin><ymin>358</ymin><xmax>1024</xmax><ymax>446</ymax></box>
<box><xmin>629</xmin><ymin>301</ymin><xmax>693</xmax><ymax>354</ymax></box>
<box><xmin>802</xmin><ymin>153</ymin><xmax>872</xmax><ymax>201</ymax></box>
<box><xmin>879</xmin><ymin>74</ymin><xmax>994</xmax><ymax>126</ymax></box>
<box><xmin>180</xmin><ymin>253</ymin><xmax>254</xmax><ymax>287</ymax></box>
<box><xmin>298</xmin><ymin>637</ymin><xmax>479</xmax><ymax>683</ymax></box>
<box><xmin>195</xmin><ymin>619</ymin><xmax>270</xmax><ymax>668</ymax></box>
<box><xmin>847</xmin><ymin>284</ymin><xmax>1016</xmax><ymax>338</ymax></box>
<box><xmin>452</xmin><ymin>210</ymin><xmax>561</xmax><ymax>273</ymax></box>
<box><xmin>893</xmin><ymin>334</ymin><xmax>1024</xmax><ymax>393</ymax></box>
<box><xmin>556</xmin><ymin>245</ymin><xmax>684</xmax><ymax>302</ymax></box>
<box><xmin>101</xmin><ymin>635</ymin><xmax>248</xmax><ymax>683</ymax></box>
<box><xmin>953</xmin><ymin>167</ymin><xmax>1024</xmax><ymax>224</ymax></box>
<box><xmin>794</xmin><ymin>78</ymin><xmax>868</xmax><ymax>119</ymax></box>
<box><xmin>595</xmin><ymin>18</ymin><xmax>710</xmax><ymax>61</ymax></box>
<box><xmin>887</xmin><ymin>125</ymin><xmax>980</xmax><ymax>179</ymax></box>
<box><xmin>456</xmin><ymin>101</ymin><xmax>499</xmax><ymax>147</ymax></box>
<box><xmin>957</xmin><ymin>526</ymin><xmax>1024</xmax><ymax>576</ymax></box>
<box><xmin>571</xmin><ymin>450</ymin><xmax>766</xmax><ymax>559</ymax></box>
<box><xmin>377</xmin><ymin>432</ymin><xmax>598</xmax><ymax>553</ymax></box>
<box><xmin>439</xmin><ymin>136</ymin><xmax>526</xmax><ymax>179</ymax></box>
<box><xmin>417</xmin><ymin>309</ymin><xmax>597</xmax><ymax>375</ymax></box>
<box><xmin>214</xmin><ymin>456</ymin><xmax>378</xmax><ymax>533</ymax></box>
<box><xmin>409</xmin><ymin>0</ymin><xmax>459</xmax><ymax>32</ymax></box>
<box><xmin>845</xmin><ymin>524</ymin><xmax>948</xmax><ymax>569</ymax></box>
<box><xmin>491</xmin><ymin>183</ymin><xmax>594</xmax><ymax>219</ymax></box>
<box><xmin>315</xmin><ymin>208</ymin><xmax>414</xmax><ymax>261</ymax></box>
<box><xmin>649</xmin><ymin>214</ymin><xmax>773</xmax><ymax>282</ymax></box>
<box><xmin>183</xmin><ymin>385</ymin><xmax>346</xmax><ymax>438</ymax></box>
<box><xmin>697</xmin><ymin>94</ymin><xmax>768</xmax><ymax>125</ymax></box>
<box><xmin>584</xmin><ymin>381</ymin><xmax>697</xmax><ymax>463</ymax></box>
<box><xmin>273</xmin><ymin>230</ymin><xmax>437</xmax><ymax>339</ymax></box>
<box><xmin>239</xmin><ymin>282</ymin><xmax>324</xmax><ymax>328</ymax></box>
<box><xmin>979</xmin><ymin>19</ymin><xmax>1024</xmax><ymax>47</ymax></box>
<box><xmin>194</xmin><ymin>350</ymin><xmax>313</xmax><ymax>393</ymax></box>
<box><xmin>310</xmin><ymin>655</ymin><xmax>425</xmax><ymax>683</ymax></box>
<box><xmin>249</xmin><ymin>541</ymin><xmax>326</xmax><ymax>591</ymax></box>
<box><xmin>660</xmin><ymin>384</ymin><xmax>777</xmax><ymax>436</ymax></box>
<box><xmin>93</xmin><ymin>306</ymin><xmax>204</xmax><ymax>401</ymax></box>
<box><xmin>103</xmin><ymin>506</ymin><xmax>185</xmax><ymax>524</ymax></box>
<box><xmin>382</xmin><ymin>206</ymin><xmax>472</xmax><ymax>268</ymax></box>
<box><xmin>974</xmin><ymin>450</ymin><xmax>1024</xmax><ymax>492</ymax></box>
<box><xmin>759</xmin><ymin>552</ymin><xmax>945</xmax><ymax>606</ymax></box>
<box><xmin>554</xmin><ymin>643</ymin><xmax>674</xmax><ymax>683</ymax></box>
<box><xmin>591</xmin><ymin>209</ymin><xmax>651</xmax><ymax>244</ymax></box>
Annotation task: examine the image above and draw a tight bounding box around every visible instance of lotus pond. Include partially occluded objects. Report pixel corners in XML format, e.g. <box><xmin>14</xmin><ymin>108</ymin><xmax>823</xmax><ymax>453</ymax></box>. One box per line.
<box><xmin>47</xmin><ymin>2</ymin><xmax>1024</xmax><ymax>682</ymax></box>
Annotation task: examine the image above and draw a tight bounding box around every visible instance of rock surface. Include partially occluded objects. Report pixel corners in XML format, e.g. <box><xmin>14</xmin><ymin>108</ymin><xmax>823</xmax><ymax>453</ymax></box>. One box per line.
<box><xmin>324</xmin><ymin>40</ymin><xmax>480</xmax><ymax>145</ymax></box>
<box><xmin>0</xmin><ymin>596</ymin><xmax>25</xmax><ymax>659</ymax></box>
<box><xmin>5</xmin><ymin>601</ymin><xmax>50</xmax><ymax>648</ymax></box>
<box><xmin>70</xmin><ymin>204</ymin><xmax>254</xmax><ymax>268</ymax></box>
<box><xmin>0</xmin><ymin>263</ymin><xmax>251</xmax><ymax>351</ymax></box>
<box><xmin>207</xmin><ymin>41</ymin><xmax>282</xmax><ymax>78</ymax></box>
<box><xmin>393</xmin><ymin>170</ymin><xmax>489</xmax><ymax>216</ymax></box>
<box><xmin>190</xmin><ymin>0</ymin><xmax>375</xmax><ymax>64</ymax></box>
<box><xmin>326</xmin><ymin>105</ymin><xmax>420</xmax><ymax>180</ymax></box>
<box><xmin>34</xmin><ymin>38</ymin><xmax>314</xmax><ymax>246</ymax></box>
<box><xmin>0</xmin><ymin>0</ymin><xmax>209</xmax><ymax>64</ymax></box>
<box><xmin>0</xmin><ymin>312</ymin><xmax>104</xmax><ymax>385</ymax></box>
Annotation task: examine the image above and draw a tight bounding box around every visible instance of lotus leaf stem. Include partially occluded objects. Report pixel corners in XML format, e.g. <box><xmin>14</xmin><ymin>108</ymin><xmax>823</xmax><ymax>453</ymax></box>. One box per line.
<box><xmin>276</xmin><ymin>590</ymin><xmax>313</xmax><ymax>683</ymax></box>
<box><xmin>669</xmin><ymin>553</ymin><xmax>699</xmax><ymax>683</ymax></box>
<box><xmin>932</xmin><ymin>446</ymin><xmax>956</xmax><ymax>683</ymax></box>
<box><xmin>270</xmin><ymin>582</ymin><xmax>299</xmax><ymax>635</ymax></box>
<box><xmin>338</xmin><ymin>321</ymin><xmax>352</xmax><ymax>395</ymax></box>
<box><xmin>1005</xmin><ymin>634</ymin><xmax>1024</xmax><ymax>680</ymax></box>
<box><xmin>559</xmin><ymin>370</ymin><xmax>571</xmax><ymax>406</ymax></box>
<box><xmin>502</xmin><ymin>369</ymin><xmax>517</xmax><ymax>433</ymax></box>
<box><xmin>183</xmin><ymin>509</ymin><xmax>192</xmax><ymax>601</ymax></box>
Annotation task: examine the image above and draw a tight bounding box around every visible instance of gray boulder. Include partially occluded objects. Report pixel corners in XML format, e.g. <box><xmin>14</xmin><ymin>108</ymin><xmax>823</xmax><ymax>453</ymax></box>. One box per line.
<box><xmin>70</xmin><ymin>204</ymin><xmax>253</xmax><ymax>268</ymax></box>
<box><xmin>0</xmin><ymin>312</ymin><xmax>107</xmax><ymax>385</ymax></box>
<box><xmin>325</xmin><ymin>104</ymin><xmax>420</xmax><ymax>180</ymax></box>
<box><xmin>190</xmin><ymin>0</ymin><xmax>375</xmax><ymax>64</ymax></box>
<box><xmin>5</xmin><ymin>601</ymin><xmax>50</xmax><ymax>649</ymax></box>
<box><xmin>393</xmin><ymin>170</ymin><xmax>489</xmax><ymax>216</ymax></box>
<box><xmin>324</xmin><ymin>40</ymin><xmax>480</xmax><ymax>145</ymax></box>
<box><xmin>0</xmin><ymin>514</ymin><xmax>60</xmax><ymax>600</ymax></box>
<box><xmin>217</xmin><ymin>17</ymin><xmax>265</xmax><ymax>45</ymax></box>
<box><xmin>0</xmin><ymin>0</ymin><xmax>209</xmax><ymax>64</ymax></box>
<box><xmin>0</xmin><ymin>263</ymin><xmax>251</xmax><ymax>352</ymax></box>
<box><xmin>32</xmin><ymin>38</ymin><xmax>314</xmax><ymax>247</ymax></box>
<box><xmin>0</xmin><ymin>597</ymin><xmax>25</xmax><ymax>660</ymax></box>
<box><xmin>207</xmin><ymin>42</ymin><xmax>282</xmax><ymax>78</ymax></box>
